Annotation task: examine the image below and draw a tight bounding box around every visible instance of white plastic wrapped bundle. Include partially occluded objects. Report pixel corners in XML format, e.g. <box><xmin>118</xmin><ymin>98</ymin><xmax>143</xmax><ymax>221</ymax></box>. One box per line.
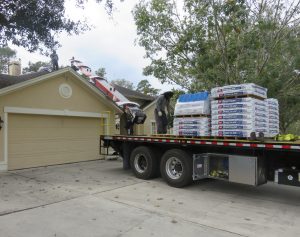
<box><xmin>173</xmin><ymin>117</ymin><xmax>210</xmax><ymax>125</ymax></box>
<box><xmin>265</xmin><ymin>98</ymin><xmax>280</xmax><ymax>137</ymax></box>
<box><xmin>211</xmin><ymin>97</ymin><xmax>266</xmax><ymax>108</ymax></box>
<box><xmin>211</xmin><ymin>114</ymin><xmax>268</xmax><ymax>120</ymax></box>
<box><xmin>211</xmin><ymin>106</ymin><xmax>267</xmax><ymax>116</ymax></box>
<box><xmin>211</xmin><ymin>83</ymin><xmax>267</xmax><ymax>99</ymax></box>
<box><xmin>174</xmin><ymin>130</ymin><xmax>211</xmax><ymax>136</ymax></box>
<box><xmin>174</xmin><ymin>92</ymin><xmax>210</xmax><ymax>116</ymax></box>
<box><xmin>211</xmin><ymin>124</ymin><xmax>267</xmax><ymax>130</ymax></box>
<box><xmin>174</xmin><ymin>101</ymin><xmax>210</xmax><ymax>116</ymax></box>
<box><xmin>211</xmin><ymin>118</ymin><xmax>268</xmax><ymax>125</ymax></box>
<box><xmin>173</xmin><ymin>117</ymin><xmax>210</xmax><ymax>136</ymax></box>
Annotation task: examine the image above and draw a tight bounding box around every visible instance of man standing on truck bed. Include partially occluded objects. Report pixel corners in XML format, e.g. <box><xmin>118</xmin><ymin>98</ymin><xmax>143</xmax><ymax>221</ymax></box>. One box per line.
<box><xmin>155</xmin><ymin>91</ymin><xmax>174</xmax><ymax>134</ymax></box>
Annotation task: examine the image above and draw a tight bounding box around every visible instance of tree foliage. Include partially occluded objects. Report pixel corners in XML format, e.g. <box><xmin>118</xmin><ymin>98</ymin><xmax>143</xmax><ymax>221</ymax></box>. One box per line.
<box><xmin>95</xmin><ymin>67</ymin><xmax>107</xmax><ymax>78</ymax></box>
<box><xmin>0</xmin><ymin>0</ymin><xmax>121</xmax><ymax>53</ymax></box>
<box><xmin>111</xmin><ymin>78</ymin><xmax>135</xmax><ymax>89</ymax></box>
<box><xmin>136</xmin><ymin>79</ymin><xmax>160</xmax><ymax>96</ymax></box>
<box><xmin>22</xmin><ymin>61</ymin><xmax>50</xmax><ymax>73</ymax></box>
<box><xmin>0</xmin><ymin>46</ymin><xmax>16</xmax><ymax>73</ymax></box>
<box><xmin>133</xmin><ymin>0</ymin><xmax>300</xmax><ymax>132</ymax></box>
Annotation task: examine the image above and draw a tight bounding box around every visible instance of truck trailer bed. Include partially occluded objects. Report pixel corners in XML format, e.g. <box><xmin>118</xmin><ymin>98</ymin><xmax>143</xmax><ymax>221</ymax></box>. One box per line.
<box><xmin>101</xmin><ymin>135</ymin><xmax>300</xmax><ymax>188</ymax></box>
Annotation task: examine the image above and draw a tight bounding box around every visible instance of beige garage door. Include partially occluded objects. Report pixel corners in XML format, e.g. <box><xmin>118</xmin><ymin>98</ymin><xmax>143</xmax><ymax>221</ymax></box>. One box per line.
<box><xmin>8</xmin><ymin>114</ymin><xmax>101</xmax><ymax>170</ymax></box>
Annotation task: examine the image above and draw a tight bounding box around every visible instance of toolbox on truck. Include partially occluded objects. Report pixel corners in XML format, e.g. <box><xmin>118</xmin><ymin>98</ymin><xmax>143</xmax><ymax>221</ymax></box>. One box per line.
<box><xmin>193</xmin><ymin>153</ymin><xmax>267</xmax><ymax>186</ymax></box>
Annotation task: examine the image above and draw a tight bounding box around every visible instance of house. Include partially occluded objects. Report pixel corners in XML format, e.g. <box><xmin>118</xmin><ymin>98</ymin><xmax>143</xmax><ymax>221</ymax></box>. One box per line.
<box><xmin>112</xmin><ymin>84</ymin><xmax>155</xmax><ymax>108</ymax></box>
<box><xmin>0</xmin><ymin>67</ymin><xmax>122</xmax><ymax>171</ymax></box>
<box><xmin>139</xmin><ymin>99</ymin><xmax>158</xmax><ymax>135</ymax></box>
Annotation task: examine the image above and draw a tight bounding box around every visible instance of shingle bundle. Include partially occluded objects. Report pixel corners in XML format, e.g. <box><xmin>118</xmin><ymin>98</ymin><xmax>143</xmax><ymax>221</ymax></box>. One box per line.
<box><xmin>265</xmin><ymin>98</ymin><xmax>280</xmax><ymax>137</ymax></box>
<box><xmin>211</xmin><ymin>83</ymin><xmax>267</xmax><ymax>99</ymax></box>
<box><xmin>173</xmin><ymin>117</ymin><xmax>211</xmax><ymax>136</ymax></box>
<box><xmin>174</xmin><ymin>92</ymin><xmax>210</xmax><ymax>116</ymax></box>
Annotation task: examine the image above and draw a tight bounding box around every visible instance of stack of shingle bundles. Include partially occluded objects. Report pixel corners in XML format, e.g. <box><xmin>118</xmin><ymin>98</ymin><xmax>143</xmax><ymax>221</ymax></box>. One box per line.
<box><xmin>265</xmin><ymin>98</ymin><xmax>280</xmax><ymax>137</ymax></box>
<box><xmin>173</xmin><ymin>92</ymin><xmax>211</xmax><ymax>136</ymax></box>
<box><xmin>211</xmin><ymin>84</ymin><xmax>268</xmax><ymax>138</ymax></box>
<box><xmin>173</xmin><ymin>117</ymin><xmax>211</xmax><ymax>136</ymax></box>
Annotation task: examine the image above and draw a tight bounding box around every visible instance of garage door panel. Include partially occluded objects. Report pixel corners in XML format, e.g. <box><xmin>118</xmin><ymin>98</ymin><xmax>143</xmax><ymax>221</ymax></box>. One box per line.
<box><xmin>9</xmin><ymin>139</ymin><xmax>98</xmax><ymax>155</ymax></box>
<box><xmin>9</xmin><ymin>129</ymin><xmax>99</xmax><ymax>142</ymax></box>
<box><xmin>8</xmin><ymin>152</ymin><xmax>98</xmax><ymax>170</ymax></box>
<box><xmin>8</xmin><ymin>114</ymin><xmax>101</xmax><ymax>170</ymax></box>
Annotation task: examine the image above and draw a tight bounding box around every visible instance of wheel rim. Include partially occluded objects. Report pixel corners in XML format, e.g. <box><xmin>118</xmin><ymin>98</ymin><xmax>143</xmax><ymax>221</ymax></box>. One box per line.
<box><xmin>134</xmin><ymin>154</ymin><xmax>148</xmax><ymax>173</ymax></box>
<box><xmin>165</xmin><ymin>157</ymin><xmax>183</xmax><ymax>180</ymax></box>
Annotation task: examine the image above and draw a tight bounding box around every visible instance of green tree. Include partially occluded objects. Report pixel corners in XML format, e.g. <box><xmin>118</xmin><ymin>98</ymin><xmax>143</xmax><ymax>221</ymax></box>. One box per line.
<box><xmin>0</xmin><ymin>46</ymin><xmax>16</xmax><ymax>73</ymax></box>
<box><xmin>133</xmin><ymin>0</ymin><xmax>300</xmax><ymax>132</ymax></box>
<box><xmin>95</xmin><ymin>67</ymin><xmax>107</xmax><ymax>78</ymax></box>
<box><xmin>111</xmin><ymin>79</ymin><xmax>135</xmax><ymax>90</ymax></box>
<box><xmin>22</xmin><ymin>61</ymin><xmax>50</xmax><ymax>73</ymax></box>
<box><xmin>0</xmin><ymin>0</ymin><xmax>121</xmax><ymax>53</ymax></box>
<box><xmin>136</xmin><ymin>79</ymin><xmax>160</xmax><ymax>96</ymax></box>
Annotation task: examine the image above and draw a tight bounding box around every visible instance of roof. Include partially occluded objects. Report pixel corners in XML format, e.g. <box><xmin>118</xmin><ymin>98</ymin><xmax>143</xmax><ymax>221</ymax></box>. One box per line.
<box><xmin>112</xmin><ymin>83</ymin><xmax>155</xmax><ymax>102</ymax></box>
<box><xmin>142</xmin><ymin>98</ymin><xmax>157</xmax><ymax>111</ymax></box>
<box><xmin>142</xmin><ymin>96</ymin><xmax>174</xmax><ymax>112</ymax></box>
<box><xmin>0</xmin><ymin>67</ymin><xmax>122</xmax><ymax>113</ymax></box>
<box><xmin>0</xmin><ymin>71</ymin><xmax>49</xmax><ymax>89</ymax></box>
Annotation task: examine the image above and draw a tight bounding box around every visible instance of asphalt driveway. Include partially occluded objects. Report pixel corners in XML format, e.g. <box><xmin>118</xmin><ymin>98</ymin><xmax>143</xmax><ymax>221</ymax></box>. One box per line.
<box><xmin>0</xmin><ymin>159</ymin><xmax>299</xmax><ymax>237</ymax></box>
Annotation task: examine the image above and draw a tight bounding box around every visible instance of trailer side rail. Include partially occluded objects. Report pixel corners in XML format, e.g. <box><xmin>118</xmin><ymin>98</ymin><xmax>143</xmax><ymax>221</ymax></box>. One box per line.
<box><xmin>101</xmin><ymin>135</ymin><xmax>300</xmax><ymax>152</ymax></box>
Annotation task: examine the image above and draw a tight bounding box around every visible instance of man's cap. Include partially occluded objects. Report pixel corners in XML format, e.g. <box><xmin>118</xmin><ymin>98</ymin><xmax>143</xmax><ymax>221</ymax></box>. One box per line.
<box><xmin>162</xmin><ymin>91</ymin><xmax>174</xmax><ymax>97</ymax></box>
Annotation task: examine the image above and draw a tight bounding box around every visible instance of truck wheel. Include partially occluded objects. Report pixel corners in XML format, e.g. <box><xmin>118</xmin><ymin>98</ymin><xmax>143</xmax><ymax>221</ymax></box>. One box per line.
<box><xmin>130</xmin><ymin>146</ymin><xmax>159</xmax><ymax>180</ymax></box>
<box><xmin>160</xmin><ymin>149</ymin><xmax>193</xmax><ymax>188</ymax></box>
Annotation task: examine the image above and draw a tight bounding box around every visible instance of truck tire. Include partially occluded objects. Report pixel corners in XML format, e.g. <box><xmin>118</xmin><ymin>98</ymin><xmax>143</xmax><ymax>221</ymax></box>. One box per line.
<box><xmin>160</xmin><ymin>149</ymin><xmax>193</xmax><ymax>188</ymax></box>
<box><xmin>130</xmin><ymin>146</ymin><xmax>159</xmax><ymax>180</ymax></box>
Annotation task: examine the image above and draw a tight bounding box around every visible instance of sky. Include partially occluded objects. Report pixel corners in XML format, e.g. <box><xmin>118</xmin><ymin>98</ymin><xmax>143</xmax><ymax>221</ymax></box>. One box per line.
<box><xmin>10</xmin><ymin>0</ymin><xmax>179</xmax><ymax>92</ymax></box>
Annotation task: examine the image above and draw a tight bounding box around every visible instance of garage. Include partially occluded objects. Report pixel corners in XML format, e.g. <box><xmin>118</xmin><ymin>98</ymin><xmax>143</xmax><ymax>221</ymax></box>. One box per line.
<box><xmin>8</xmin><ymin>114</ymin><xmax>101</xmax><ymax>170</ymax></box>
<box><xmin>0</xmin><ymin>68</ymin><xmax>122</xmax><ymax>171</ymax></box>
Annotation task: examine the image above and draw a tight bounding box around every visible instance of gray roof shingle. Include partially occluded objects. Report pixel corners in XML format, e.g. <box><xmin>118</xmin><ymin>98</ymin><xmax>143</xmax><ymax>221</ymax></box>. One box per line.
<box><xmin>0</xmin><ymin>71</ymin><xmax>49</xmax><ymax>89</ymax></box>
<box><xmin>112</xmin><ymin>83</ymin><xmax>155</xmax><ymax>101</ymax></box>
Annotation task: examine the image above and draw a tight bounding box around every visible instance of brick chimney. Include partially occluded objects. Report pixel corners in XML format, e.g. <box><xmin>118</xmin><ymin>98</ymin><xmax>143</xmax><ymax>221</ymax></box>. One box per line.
<box><xmin>8</xmin><ymin>60</ymin><xmax>21</xmax><ymax>76</ymax></box>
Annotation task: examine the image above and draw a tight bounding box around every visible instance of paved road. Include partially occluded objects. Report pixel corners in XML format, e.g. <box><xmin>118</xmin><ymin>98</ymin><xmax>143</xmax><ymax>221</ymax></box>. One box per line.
<box><xmin>0</xmin><ymin>160</ymin><xmax>299</xmax><ymax>237</ymax></box>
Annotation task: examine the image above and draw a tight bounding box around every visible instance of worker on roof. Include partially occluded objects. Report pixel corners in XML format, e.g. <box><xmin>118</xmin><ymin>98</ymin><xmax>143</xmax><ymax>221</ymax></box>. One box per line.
<box><xmin>50</xmin><ymin>50</ymin><xmax>59</xmax><ymax>71</ymax></box>
<box><xmin>155</xmin><ymin>91</ymin><xmax>174</xmax><ymax>134</ymax></box>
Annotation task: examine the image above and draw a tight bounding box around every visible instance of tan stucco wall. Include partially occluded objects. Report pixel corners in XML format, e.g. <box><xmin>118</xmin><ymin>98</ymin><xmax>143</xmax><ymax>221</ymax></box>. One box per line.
<box><xmin>141</xmin><ymin>102</ymin><xmax>156</xmax><ymax>135</ymax></box>
<box><xmin>0</xmin><ymin>72</ymin><xmax>117</xmax><ymax>162</ymax></box>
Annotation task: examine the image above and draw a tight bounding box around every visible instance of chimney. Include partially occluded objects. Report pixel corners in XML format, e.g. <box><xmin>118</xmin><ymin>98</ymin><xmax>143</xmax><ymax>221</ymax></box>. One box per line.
<box><xmin>8</xmin><ymin>60</ymin><xmax>21</xmax><ymax>76</ymax></box>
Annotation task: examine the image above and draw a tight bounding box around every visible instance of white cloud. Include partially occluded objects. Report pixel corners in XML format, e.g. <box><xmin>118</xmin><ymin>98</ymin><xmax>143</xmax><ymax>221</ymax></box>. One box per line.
<box><xmin>9</xmin><ymin>0</ymin><xmax>180</xmax><ymax>92</ymax></box>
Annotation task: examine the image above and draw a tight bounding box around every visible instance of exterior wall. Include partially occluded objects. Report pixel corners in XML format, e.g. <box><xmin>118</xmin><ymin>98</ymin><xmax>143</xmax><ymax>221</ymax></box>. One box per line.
<box><xmin>0</xmin><ymin>73</ymin><xmax>117</xmax><ymax>164</ymax></box>
<box><xmin>141</xmin><ymin>102</ymin><xmax>156</xmax><ymax>135</ymax></box>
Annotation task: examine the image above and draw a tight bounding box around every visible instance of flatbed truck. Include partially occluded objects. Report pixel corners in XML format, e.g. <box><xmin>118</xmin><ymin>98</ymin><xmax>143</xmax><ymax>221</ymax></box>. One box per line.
<box><xmin>100</xmin><ymin>135</ymin><xmax>300</xmax><ymax>188</ymax></box>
